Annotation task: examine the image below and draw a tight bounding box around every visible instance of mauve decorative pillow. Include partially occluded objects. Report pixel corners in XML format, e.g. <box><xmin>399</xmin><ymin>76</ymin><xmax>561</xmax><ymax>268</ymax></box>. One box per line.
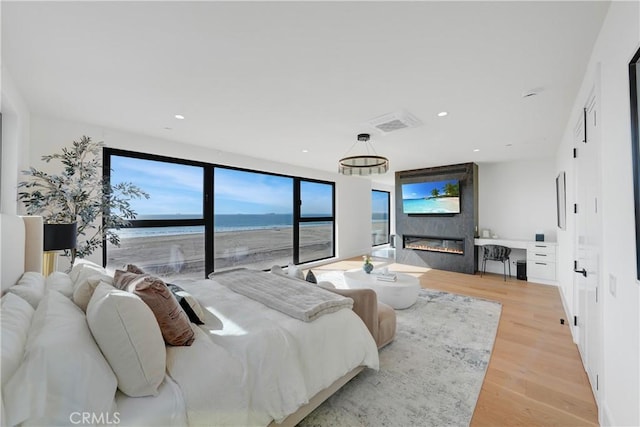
<box><xmin>113</xmin><ymin>270</ymin><xmax>194</xmax><ymax>346</ymax></box>
<box><xmin>125</xmin><ymin>264</ymin><xmax>146</xmax><ymax>275</ymax></box>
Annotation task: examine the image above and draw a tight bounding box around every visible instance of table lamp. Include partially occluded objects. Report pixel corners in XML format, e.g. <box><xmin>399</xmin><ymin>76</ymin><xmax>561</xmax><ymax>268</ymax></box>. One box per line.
<box><xmin>43</xmin><ymin>223</ymin><xmax>77</xmax><ymax>276</ymax></box>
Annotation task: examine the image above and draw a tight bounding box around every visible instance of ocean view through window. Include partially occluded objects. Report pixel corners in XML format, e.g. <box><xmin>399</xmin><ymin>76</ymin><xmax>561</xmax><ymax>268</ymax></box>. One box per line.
<box><xmin>372</xmin><ymin>190</ymin><xmax>390</xmax><ymax>245</ymax></box>
<box><xmin>214</xmin><ymin>168</ymin><xmax>294</xmax><ymax>271</ymax></box>
<box><xmin>104</xmin><ymin>153</ymin><xmax>206</xmax><ymax>278</ymax></box>
<box><xmin>104</xmin><ymin>149</ymin><xmax>335</xmax><ymax>277</ymax></box>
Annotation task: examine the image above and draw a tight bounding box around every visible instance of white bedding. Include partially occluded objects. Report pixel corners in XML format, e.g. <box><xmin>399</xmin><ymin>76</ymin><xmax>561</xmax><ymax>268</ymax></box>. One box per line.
<box><xmin>170</xmin><ymin>278</ymin><xmax>379</xmax><ymax>426</ymax></box>
<box><xmin>116</xmin><ymin>376</ymin><xmax>188</xmax><ymax>427</ymax></box>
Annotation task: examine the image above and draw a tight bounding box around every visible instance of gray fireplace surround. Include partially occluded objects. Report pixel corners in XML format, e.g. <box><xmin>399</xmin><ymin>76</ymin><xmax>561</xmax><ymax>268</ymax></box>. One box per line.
<box><xmin>395</xmin><ymin>162</ymin><xmax>478</xmax><ymax>274</ymax></box>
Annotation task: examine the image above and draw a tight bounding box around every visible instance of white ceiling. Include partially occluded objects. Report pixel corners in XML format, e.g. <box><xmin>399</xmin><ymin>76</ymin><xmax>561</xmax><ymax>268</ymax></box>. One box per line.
<box><xmin>2</xmin><ymin>1</ymin><xmax>610</xmax><ymax>185</ymax></box>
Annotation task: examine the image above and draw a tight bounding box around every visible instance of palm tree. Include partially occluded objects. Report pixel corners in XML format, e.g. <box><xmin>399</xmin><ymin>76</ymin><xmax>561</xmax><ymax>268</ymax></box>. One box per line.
<box><xmin>444</xmin><ymin>182</ymin><xmax>459</xmax><ymax>197</ymax></box>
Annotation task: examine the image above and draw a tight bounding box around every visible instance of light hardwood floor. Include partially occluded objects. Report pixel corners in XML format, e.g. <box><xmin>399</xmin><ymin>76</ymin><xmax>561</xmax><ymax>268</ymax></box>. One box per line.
<box><xmin>315</xmin><ymin>258</ymin><xmax>598</xmax><ymax>426</ymax></box>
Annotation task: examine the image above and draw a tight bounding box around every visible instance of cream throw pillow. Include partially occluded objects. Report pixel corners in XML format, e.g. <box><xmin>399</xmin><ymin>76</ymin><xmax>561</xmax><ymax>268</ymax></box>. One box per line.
<box><xmin>87</xmin><ymin>283</ymin><xmax>166</xmax><ymax>397</ymax></box>
<box><xmin>73</xmin><ymin>273</ymin><xmax>114</xmax><ymax>312</ymax></box>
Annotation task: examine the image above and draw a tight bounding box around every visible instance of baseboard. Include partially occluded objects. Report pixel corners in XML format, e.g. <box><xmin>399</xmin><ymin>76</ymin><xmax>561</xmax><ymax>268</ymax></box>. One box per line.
<box><xmin>601</xmin><ymin>400</ymin><xmax>613</xmax><ymax>426</ymax></box>
<box><xmin>557</xmin><ymin>283</ymin><xmax>579</xmax><ymax>344</ymax></box>
<box><xmin>527</xmin><ymin>278</ymin><xmax>558</xmax><ymax>286</ymax></box>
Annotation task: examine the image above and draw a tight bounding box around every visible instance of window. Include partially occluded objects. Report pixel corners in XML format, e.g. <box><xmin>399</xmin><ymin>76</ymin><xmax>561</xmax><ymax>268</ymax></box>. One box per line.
<box><xmin>214</xmin><ymin>168</ymin><xmax>294</xmax><ymax>271</ymax></box>
<box><xmin>104</xmin><ymin>149</ymin><xmax>335</xmax><ymax>277</ymax></box>
<box><xmin>104</xmin><ymin>151</ymin><xmax>207</xmax><ymax>279</ymax></box>
<box><xmin>372</xmin><ymin>190</ymin><xmax>390</xmax><ymax>246</ymax></box>
<box><xmin>297</xmin><ymin>180</ymin><xmax>335</xmax><ymax>264</ymax></box>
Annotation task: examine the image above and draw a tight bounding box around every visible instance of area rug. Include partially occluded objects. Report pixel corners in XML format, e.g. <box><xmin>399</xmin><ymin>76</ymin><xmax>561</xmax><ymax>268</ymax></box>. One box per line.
<box><xmin>299</xmin><ymin>286</ymin><xmax>502</xmax><ymax>427</ymax></box>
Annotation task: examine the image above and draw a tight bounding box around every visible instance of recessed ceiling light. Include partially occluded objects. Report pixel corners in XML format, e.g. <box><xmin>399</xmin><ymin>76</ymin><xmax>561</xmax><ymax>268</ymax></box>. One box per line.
<box><xmin>437</xmin><ymin>111</ymin><xmax>448</xmax><ymax>117</ymax></box>
<box><xmin>473</xmin><ymin>148</ymin><xmax>480</xmax><ymax>152</ymax></box>
<box><xmin>302</xmin><ymin>149</ymin><xmax>309</xmax><ymax>153</ymax></box>
<box><xmin>164</xmin><ymin>127</ymin><xmax>172</xmax><ymax>130</ymax></box>
<box><xmin>174</xmin><ymin>114</ymin><xmax>185</xmax><ymax>120</ymax></box>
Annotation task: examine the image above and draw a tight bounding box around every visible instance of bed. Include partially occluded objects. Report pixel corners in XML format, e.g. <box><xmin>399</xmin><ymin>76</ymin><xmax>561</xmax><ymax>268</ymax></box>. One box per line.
<box><xmin>0</xmin><ymin>213</ymin><xmax>379</xmax><ymax>426</ymax></box>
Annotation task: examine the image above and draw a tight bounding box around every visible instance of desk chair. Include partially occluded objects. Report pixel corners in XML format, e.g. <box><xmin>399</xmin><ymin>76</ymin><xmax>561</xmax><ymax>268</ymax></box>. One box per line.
<box><xmin>481</xmin><ymin>244</ymin><xmax>512</xmax><ymax>281</ymax></box>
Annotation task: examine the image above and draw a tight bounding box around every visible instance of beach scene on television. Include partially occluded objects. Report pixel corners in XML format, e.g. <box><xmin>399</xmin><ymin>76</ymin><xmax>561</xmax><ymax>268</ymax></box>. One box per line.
<box><xmin>402</xmin><ymin>179</ymin><xmax>460</xmax><ymax>214</ymax></box>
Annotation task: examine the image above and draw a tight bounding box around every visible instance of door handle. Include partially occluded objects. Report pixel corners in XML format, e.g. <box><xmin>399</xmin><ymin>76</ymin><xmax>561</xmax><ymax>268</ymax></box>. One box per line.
<box><xmin>574</xmin><ymin>268</ymin><xmax>587</xmax><ymax>277</ymax></box>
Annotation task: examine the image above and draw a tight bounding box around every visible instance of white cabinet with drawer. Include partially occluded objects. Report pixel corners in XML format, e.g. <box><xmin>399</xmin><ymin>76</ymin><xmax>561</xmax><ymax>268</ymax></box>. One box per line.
<box><xmin>526</xmin><ymin>242</ymin><xmax>557</xmax><ymax>284</ymax></box>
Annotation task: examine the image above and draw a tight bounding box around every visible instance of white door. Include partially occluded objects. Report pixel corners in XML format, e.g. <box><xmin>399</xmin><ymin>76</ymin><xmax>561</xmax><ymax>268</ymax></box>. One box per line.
<box><xmin>574</xmin><ymin>91</ymin><xmax>602</xmax><ymax>401</ymax></box>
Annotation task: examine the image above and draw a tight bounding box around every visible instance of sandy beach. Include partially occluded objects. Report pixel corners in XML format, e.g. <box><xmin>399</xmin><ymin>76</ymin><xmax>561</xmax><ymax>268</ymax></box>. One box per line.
<box><xmin>106</xmin><ymin>224</ymin><xmax>333</xmax><ymax>279</ymax></box>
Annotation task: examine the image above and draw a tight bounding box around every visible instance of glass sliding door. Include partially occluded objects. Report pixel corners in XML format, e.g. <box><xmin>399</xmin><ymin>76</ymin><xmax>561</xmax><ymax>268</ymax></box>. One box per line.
<box><xmin>213</xmin><ymin>167</ymin><xmax>293</xmax><ymax>271</ymax></box>
<box><xmin>372</xmin><ymin>190</ymin><xmax>390</xmax><ymax>246</ymax></box>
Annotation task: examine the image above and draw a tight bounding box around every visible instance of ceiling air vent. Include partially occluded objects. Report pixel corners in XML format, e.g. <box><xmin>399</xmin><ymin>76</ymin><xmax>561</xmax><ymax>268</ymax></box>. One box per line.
<box><xmin>367</xmin><ymin>110</ymin><xmax>423</xmax><ymax>134</ymax></box>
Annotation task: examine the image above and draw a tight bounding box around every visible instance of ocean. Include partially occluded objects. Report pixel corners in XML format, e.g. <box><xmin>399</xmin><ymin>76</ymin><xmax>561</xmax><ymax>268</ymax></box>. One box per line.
<box><xmin>115</xmin><ymin>213</ymin><xmax>334</xmax><ymax>238</ymax></box>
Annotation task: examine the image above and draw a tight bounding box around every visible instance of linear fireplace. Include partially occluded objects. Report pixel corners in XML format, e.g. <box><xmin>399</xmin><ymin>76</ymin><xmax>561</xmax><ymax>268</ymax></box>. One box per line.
<box><xmin>403</xmin><ymin>235</ymin><xmax>465</xmax><ymax>255</ymax></box>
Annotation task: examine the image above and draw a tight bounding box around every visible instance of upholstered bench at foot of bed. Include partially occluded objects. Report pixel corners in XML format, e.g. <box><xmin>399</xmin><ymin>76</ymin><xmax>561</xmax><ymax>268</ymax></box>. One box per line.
<box><xmin>375</xmin><ymin>302</ymin><xmax>396</xmax><ymax>348</ymax></box>
<box><xmin>327</xmin><ymin>287</ymin><xmax>396</xmax><ymax>349</ymax></box>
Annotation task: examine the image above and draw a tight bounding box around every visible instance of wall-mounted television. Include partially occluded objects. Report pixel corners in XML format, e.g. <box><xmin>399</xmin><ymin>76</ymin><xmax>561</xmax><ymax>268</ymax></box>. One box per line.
<box><xmin>401</xmin><ymin>179</ymin><xmax>460</xmax><ymax>214</ymax></box>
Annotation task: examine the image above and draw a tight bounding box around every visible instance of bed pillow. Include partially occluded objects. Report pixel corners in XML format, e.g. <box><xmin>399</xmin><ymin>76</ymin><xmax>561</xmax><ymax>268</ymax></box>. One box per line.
<box><xmin>126</xmin><ymin>264</ymin><xmax>146</xmax><ymax>274</ymax></box>
<box><xmin>3</xmin><ymin>290</ymin><xmax>117</xmax><ymax>426</ymax></box>
<box><xmin>166</xmin><ymin>283</ymin><xmax>205</xmax><ymax>325</ymax></box>
<box><xmin>113</xmin><ymin>270</ymin><xmax>195</xmax><ymax>346</ymax></box>
<box><xmin>73</xmin><ymin>273</ymin><xmax>114</xmax><ymax>312</ymax></box>
<box><xmin>270</xmin><ymin>265</ymin><xmax>286</xmax><ymax>276</ymax></box>
<box><xmin>126</xmin><ymin>260</ymin><xmax>204</xmax><ymax>324</ymax></box>
<box><xmin>317</xmin><ymin>281</ymin><xmax>336</xmax><ymax>290</ymax></box>
<box><xmin>45</xmin><ymin>272</ymin><xmax>74</xmax><ymax>298</ymax></box>
<box><xmin>0</xmin><ymin>293</ymin><xmax>35</xmax><ymax>388</ymax></box>
<box><xmin>69</xmin><ymin>258</ymin><xmax>108</xmax><ymax>289</ymax></box>
<box><xmin>6</xmin><ymin>272</ymin><xmax>45</xmax><ymax>309</ymax></box>
<box><xmin>86</xmin><ymin>282</ymin><xmax>166</xmax><ymax>397</ymax></box>
<box><xmin>305</xmin><ymin>270</ymin><xmax>318</xmax><ymax>284</ymax></box>
<box><xmin>287</xmin><ymin>264</ymin><xmax>304</xmax><ymax>280</ymax></box>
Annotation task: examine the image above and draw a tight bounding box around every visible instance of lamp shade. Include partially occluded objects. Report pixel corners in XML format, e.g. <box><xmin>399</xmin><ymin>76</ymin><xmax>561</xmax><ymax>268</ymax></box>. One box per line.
<box><xmin>44</xmin><ymin>223</ymin><xmax>77</xmax><ymax>251</ymax></box>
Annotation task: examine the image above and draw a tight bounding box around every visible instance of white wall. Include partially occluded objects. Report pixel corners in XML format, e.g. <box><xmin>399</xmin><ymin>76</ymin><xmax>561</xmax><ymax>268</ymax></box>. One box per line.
<box><xmin>556</xmin><ymin>2</ymin><xmax>640</xmax><ymax>425</ymax></box>
<box><xmin>28</xmin><ymin>115</ymin><xmax>373</xmax><ymax>267</ymax></box>
<box><xmin>1</xmin><ymin>66</ymin><xmax>31</xmax><ymax>214</ymax></box>
<box><xmin>478</xmin><ymin>158</ymin><xmax>557</xmax><ymax>242</ymax></box>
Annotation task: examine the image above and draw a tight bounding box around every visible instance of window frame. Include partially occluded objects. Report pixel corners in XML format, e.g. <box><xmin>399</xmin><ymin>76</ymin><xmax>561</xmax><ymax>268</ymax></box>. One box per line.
<box><xmin>371</xmin><ymin>189</ymin><xmax>391</xmax><ymax>246</ymax></box>
<box><xmin>294</xmin><ymin>178</ymin><xmax>336</xmax><ymax>264</ymax></box>
<box><xmin>103</xmin><ymin>148</ymin><xmax>335</xmax><ymax>276</ymax></box>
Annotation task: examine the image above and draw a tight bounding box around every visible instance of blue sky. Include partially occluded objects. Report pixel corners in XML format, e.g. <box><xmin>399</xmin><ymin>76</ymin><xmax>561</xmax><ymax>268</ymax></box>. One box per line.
<box><xmin>214</xmin><ymin>168</ymin><xmax>293</xmax><ymax>214</ymax></box>
<box><xmin>111</xmin><ymin>156</ymin><xmax>203</xmax><ymax>216</ymax></box>
<box><xmin>402</xmin><ymin>179</ymin><xmax>458</xmax><ymax>200</ymax></box>
<box><xmin>111</xmin><ymin>156</ymin><xmax>333</xmax><ymax>216</ymax></box>
<box><xmin>372</xmin><ymin>190</ymin><xmax>389</xmax><ymax>214</ymax></box>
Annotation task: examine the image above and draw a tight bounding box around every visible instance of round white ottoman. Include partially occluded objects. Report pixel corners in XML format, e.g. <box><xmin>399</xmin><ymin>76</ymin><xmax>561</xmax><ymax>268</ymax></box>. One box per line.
<box><xmin>343</xmin><ymin>269</ymin><xmax>421</xmax><ymax>309</ymax></box>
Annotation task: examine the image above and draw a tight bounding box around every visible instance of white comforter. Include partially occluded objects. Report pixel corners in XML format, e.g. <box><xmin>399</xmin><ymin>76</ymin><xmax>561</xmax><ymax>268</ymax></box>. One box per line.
<box><xmin>167</xmin><ymin>278</ymin><xmax>379</xmax><ymax>426</ymax></box>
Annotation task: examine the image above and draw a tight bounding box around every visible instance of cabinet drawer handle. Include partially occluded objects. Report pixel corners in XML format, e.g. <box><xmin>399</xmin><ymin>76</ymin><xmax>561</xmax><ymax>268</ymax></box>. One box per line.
<box><xmin>535</xmin><ymin>262</ymin><xmax>547</xmax><ymax>265</ymax></box>
<box><xmin>534</xmin><ymin>245</ymin><xmax>547</xmax><ymax>248</ymax></box>
<box><xmin>535</xmin><ymin>253</ymin><xmax>547</xmax><ymax>257</ymax></box>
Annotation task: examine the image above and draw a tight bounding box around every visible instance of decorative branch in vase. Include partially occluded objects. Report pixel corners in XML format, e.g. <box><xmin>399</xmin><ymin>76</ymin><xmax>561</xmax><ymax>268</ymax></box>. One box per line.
<box><xmin>18</xmin><ymin>136</ymin><xmax>149</xmax><ymax>266</ymax></box>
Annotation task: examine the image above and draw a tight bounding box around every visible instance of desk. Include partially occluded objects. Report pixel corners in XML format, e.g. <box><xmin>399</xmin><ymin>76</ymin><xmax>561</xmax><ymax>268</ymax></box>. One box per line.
<box><xmin>474</xmin><ymin>238</ymin><xmax>557</xmax><ymax>285</ymax></box>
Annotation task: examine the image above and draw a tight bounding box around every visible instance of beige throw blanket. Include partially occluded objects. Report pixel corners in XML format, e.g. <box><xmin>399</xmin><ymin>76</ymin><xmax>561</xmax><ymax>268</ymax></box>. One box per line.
<box><xmin>209</xmin><ymin>269</ymin><xmax>353</xmax><ymax>322</ymax></box>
